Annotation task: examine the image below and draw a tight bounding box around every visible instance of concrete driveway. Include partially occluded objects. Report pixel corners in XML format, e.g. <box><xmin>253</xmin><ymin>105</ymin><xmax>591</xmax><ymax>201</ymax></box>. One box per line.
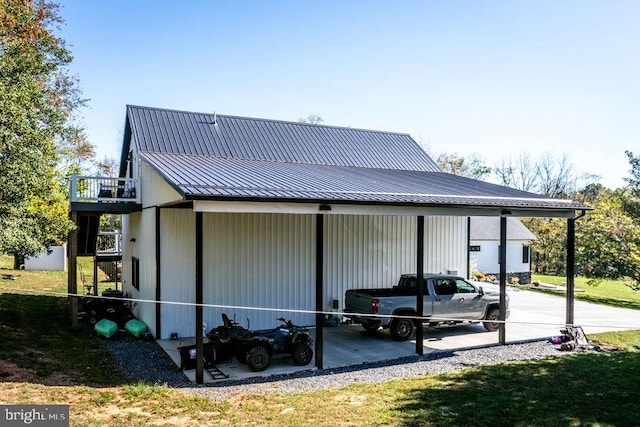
<box><xmin>162</xmin><ymin>284</ymin><xmax>640</xmax><ymax>383</ymax></box>
<box><xmin>416</xmin><ymin>283</ymin><xmax>640</xmax><ymax>351</ymax></box>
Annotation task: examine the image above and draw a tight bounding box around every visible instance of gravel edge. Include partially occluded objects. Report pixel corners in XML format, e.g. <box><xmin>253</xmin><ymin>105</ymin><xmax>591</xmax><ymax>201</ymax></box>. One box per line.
<box><xmin>95</xmin><ymin>329</ymin><xmax>601</xmax><ymax>401</ymax></box>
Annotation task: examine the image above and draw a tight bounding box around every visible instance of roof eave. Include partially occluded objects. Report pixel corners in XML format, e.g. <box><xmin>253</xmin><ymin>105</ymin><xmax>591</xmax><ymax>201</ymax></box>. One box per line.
<box><xmin>186</xmin><ymin>194</ymin><xmax>589</xmax><ymax>218</ymax></box>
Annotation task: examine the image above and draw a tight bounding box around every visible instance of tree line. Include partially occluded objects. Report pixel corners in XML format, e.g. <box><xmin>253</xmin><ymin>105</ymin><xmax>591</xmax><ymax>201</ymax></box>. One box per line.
<box><xmin>436</xmin><ymin>150</ymin><xmax>640</xmax><ymax>290</ymax></box>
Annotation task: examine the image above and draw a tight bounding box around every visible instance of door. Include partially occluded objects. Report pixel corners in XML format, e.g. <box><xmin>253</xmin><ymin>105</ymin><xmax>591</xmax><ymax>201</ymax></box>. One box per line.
<box><xmin>431</xmin><ymin>278</ymin><xmax>484</xmax><ymax>320</ymax></box>
<box><xmin>452</xmin><ymin>279</ymin><xmax>484</xmax><ymax>319</ymax></box>
<box><xmin>431</xmin><ymin>278</ymin><xmax>458</xmax><ymax>321</ymax></box>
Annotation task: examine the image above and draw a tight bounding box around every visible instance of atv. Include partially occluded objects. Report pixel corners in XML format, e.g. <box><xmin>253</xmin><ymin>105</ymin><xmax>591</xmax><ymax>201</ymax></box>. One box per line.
<box><xmin>207</xmin><ymin>314</ymin><xmax>314</xmax><ymax>372</ymax></box>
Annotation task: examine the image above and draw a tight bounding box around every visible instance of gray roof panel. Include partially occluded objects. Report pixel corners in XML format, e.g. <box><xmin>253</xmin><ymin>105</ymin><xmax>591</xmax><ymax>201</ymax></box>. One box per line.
<box><xmin>142</xmin><ymin>152</ymin><xmax>586</xmax><ymax>210</ymax></box>
<box><xmin>127</xmin><ymin>105</ymin><xmax>440</xmax><ymax>171</ymax></box>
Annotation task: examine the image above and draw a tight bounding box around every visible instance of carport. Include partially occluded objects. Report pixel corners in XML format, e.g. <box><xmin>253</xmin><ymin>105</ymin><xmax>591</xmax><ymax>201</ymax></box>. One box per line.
<box><xmin>189</xmin><ymin>198</ymin><xmax>588</xmax><ymax>384</ymax></box>
<box><xmin>162</xmin><ymin>275</ymin><xmax>640</xmax><ymax>384</ymax></box>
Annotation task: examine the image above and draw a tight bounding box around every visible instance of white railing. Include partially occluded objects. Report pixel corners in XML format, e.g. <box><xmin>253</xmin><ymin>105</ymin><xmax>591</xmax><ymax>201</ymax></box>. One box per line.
<box><xmin>96</xmin><ymin>231</ymin><xmax>122</xmax><ymax>255</ymax></box>
<box><xmin>70</xmin><ymin>174</ymin><xmax>140</xmax><ymax>203</ymax></box>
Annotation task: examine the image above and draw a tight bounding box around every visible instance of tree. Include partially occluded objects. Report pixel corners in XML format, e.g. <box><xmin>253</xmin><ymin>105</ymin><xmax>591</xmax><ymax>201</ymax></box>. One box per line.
<box><xmin>298</xmin><ymin>114</ymin><xmax>324</xmax><ymax>125</ymax></box>
<box><xmin>0</xmin><ymin>0</ymin><xmax>91</xmax><ymax>267</ymax></box>
<box><xmin>436</xmin><ymin>152</ymin><xmax>492</xmax><ymax>180</ymax></box>
<box><xmin>494</xmin><ymin>152</ymin><xmax>597</xmax><ymax>197</ymax></box>
<box><xmin>494</xmin><ymin>153</ymin><xmax>539</xmax><ymax>192</ymax></box>
<box><xmin>624</xmin><ymin>150</ymin><xmax>640</xmax><ymax>195</ymax></box>
<box><xmin>623</xmin><ymin>150</ymin><xmax>640</xmax><ymax>219</ymax></box>
<box><xmin>523</xmin><ymin>217</ymin><xmax>566</xmax><ymax>275</ymax></box>
<box><xmin>577</xmin><ymin>196</ymin><xmax>640</xmax><ymax>290</ymax></box>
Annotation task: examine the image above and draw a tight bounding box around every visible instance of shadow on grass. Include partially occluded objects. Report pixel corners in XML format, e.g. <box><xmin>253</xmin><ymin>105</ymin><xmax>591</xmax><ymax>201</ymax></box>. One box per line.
<box><xmin>0</xmin><ymin>293</ymin><xmax>134</xmax><ymax>386</ymax></box>
<box><xmin>394</xmin><ymin>352</ymin><xmax>640</xmax><ymax>427</ymax></box>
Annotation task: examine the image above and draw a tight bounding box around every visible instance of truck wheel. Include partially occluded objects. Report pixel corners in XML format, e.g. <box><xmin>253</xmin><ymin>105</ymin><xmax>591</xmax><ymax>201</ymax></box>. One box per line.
<box><xmin>390</xmin><ymin>318</ymin><xmax>414</xmax><ymax>341</ymax></box>
<box><xmin>292</xmin><ymin>342</ymin><xmax>313</xmax><ymax>365</ymax></box>
<box><xmin>246</xmin><ymin>345</ymin><xmax>270</xmax><ymax>371</ymax></box>
<box><xmin>483</xmin><ymin>308</ymin><xmax>500</xmax><ymax>332</ymax></box>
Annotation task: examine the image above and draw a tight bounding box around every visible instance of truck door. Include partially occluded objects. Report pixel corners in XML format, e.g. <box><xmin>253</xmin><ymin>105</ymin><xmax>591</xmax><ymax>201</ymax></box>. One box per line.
<box><xmin>431</xmin><ymin>278</ymin><xmax>458</xmax><ymax>320</ymax></box>
<box><xmin>432</xmin><ymin>278</ymin><xmax>484</xmax><ymax>320</ymax></box>
<box><xmin>452</xmin><ymin>279</ymin><xmax>484</xmax><ymax>319</ymax></box>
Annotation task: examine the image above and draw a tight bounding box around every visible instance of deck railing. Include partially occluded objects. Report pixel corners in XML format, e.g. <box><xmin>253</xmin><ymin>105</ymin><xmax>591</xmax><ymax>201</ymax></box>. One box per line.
<box><xmin>96</xmin><ymin>231</ymin><xmax>122</xmax><ymax>256</ymax></box>
<box><xmin>70</xmin><ymin>174</ymin><xmax>140</xmax><ymax>203</ymax></box>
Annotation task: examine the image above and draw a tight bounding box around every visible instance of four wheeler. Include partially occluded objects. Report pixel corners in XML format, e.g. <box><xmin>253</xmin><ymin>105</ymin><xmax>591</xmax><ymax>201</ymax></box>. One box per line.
<box><xmin>206</xmin><ymin>314</ymin><xmax>314</xmax><ymax>371</ymax></box>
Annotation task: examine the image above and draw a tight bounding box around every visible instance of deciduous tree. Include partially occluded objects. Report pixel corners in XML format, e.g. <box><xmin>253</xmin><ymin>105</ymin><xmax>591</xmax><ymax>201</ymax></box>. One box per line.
<box><xmin>0</xmin><ymin>0</ymin><xmax>92</xmax><ymax>267</ymax></box>
<box><xmin>436</xmin><ymin>152</ymin><xmax>492</xmax><ymax>180</ymax></box>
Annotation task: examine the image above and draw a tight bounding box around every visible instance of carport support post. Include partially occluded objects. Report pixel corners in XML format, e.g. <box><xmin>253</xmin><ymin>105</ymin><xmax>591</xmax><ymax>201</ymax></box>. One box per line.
<box><xmin>195</xmin><ymin>212</ymin><xmax>204</xmax><ymax>384</ymax></box>
<box><xmin>416</xmin><ymin>216</ymin><xmax>424</xmax><ymax>356</ymax></box>
<box><xmin>499</xmin><ymin>216</ymin><xmax>507</xmax><ymax>344</ymax></box>
<box><xmin>315</xmin><ymin>214</ymin><xmax>324</xmax><ymax>370</ymax></box>
<box><xmin>565</xmin><ymin>218</ymin><xmax>576</xmax><ymax>326</ymax></box>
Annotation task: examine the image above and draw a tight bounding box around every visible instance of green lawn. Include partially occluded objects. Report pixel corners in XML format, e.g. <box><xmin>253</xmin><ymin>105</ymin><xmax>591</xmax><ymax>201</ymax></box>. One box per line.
<box><xmin>1</xmin><ymin>257</ymin><xmax>640</xmax><ymax>425</ymax></box>
<box><xmin>531</xmin><ymin>273</ymin><xmax>640</xmax><ymax>310</ymax></box>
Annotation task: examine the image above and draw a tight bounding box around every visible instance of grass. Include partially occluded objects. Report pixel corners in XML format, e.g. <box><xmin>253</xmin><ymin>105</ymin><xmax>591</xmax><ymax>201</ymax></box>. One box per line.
<box><xmin>1</xmin><ymin>257</ymin><xmax>640</xmax><ymax>425</ymax></box>
<box><xmin>530</xmin><ymin>273</ymin><xmax>640</xmax><ymax>310</ymax></box>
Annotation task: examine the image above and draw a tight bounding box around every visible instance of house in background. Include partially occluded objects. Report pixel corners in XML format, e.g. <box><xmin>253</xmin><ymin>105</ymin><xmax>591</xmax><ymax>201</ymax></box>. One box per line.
<box><xmin>68</xmin><ymin>105</ymin><xmax>588</xmax><ymax>382</ymax></box>
<box><xmin>469</xmin><ymin>217</ymin><xmax>536</xmax><ymax>284</ymax></box>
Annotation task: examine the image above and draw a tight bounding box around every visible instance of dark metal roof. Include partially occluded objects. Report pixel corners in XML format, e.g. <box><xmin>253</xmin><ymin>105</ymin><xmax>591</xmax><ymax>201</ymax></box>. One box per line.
<box><xmin>123</xmin><ymin>105</ymin><xmax>590</xmax><ymax>213</ymax></box>
<box><xmin>126</xmin><ymin>105</ymin><xmax>440</xmax><ymax>172</ymax></box>
<box><xmin>141</xmin><ymin>152</ymin><xmax>587</xmax><ymax>211</ymax></box>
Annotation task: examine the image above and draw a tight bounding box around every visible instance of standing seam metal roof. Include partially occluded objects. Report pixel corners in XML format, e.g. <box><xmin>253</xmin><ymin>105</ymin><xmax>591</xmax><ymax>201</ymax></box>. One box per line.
<box><xmin>126</xmin><ymin>105</ymin><xmax>440</xmax><ymax>171</ymax></box>
<box><xmin>124</xmin><ymin>105</ymin><xmax>590</xmax><ymax>212</ymax></box>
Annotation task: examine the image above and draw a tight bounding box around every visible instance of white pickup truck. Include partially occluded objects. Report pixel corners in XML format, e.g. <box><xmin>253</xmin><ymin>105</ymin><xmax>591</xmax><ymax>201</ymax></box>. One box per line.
<box><xmin>344</xmin><ymin>273</ymin><xmax>509</xmax><ymax>341</ymax></box>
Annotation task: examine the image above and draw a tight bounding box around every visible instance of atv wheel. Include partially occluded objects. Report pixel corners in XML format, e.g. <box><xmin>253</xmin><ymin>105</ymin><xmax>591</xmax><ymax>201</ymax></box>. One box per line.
<box><xmin>390</xmin><ymin>317</ymin><xmax>414</xmax><ymax>341</ymax></box>
<box><xmin>483</xmin><ymin>308</ymin><xmax>500</xmax><ymax>332</ymax></box>
<box><xmin>291</xmin><ymin>342</ymin><xmax>313</xmax><ymax>366</ymax></box>
<box><xmin>246</xmin><ymin>345</ymin><xmax>270</xmax><ymax>371</ymax></box>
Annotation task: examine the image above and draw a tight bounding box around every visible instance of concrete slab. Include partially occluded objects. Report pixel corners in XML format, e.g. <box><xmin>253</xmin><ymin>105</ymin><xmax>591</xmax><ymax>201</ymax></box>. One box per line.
<box><xmin>159</xmin><ymin>285</ymin><xmax>640</xmax><ymax>384</ymax></box>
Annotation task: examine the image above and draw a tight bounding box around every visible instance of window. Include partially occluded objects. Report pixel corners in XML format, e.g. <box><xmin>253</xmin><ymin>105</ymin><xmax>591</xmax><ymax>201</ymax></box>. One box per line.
<box><xmin>455</xmin><ymin>279</ymin><xmax>477</xmax><ymax>294</ymax></box>
<box><xmin>433</xmin><ymin>279</ymin><xmax>457</xmax><ymax>295</ymax></box>
<box><xmin>132</xmin><ymin>257</ymin><xmax>140</xmax><ymax>291</ymax></box>
<box><xmin>523</xmin><ymin>246</ymin><xmax>530</xmax><ymax>264</ymax></box>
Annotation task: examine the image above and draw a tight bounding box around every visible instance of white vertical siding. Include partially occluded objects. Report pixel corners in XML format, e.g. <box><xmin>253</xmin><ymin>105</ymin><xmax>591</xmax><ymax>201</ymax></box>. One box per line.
<box><xmin>324</xmin><ymin>215</ymin><xmax>468</xmax><ymax>311</ymax></box>
<box><xmin>324</xmin><ymin>215</ymin><xmax>416</xmax><ymax>310</ymax></box>
<box><xmin>153</xmin><ymin>212</ymin><xmax>468</xmax><ymax>336</ymax></box>
<box><xmin>203</xmin><ymin>212</ymin><xmax>316</xmax><ymax>330</ymax></box>
<box><xmin>424</xmin><ymin>216</ymin><xmax>468</xmax><ymax>276</ymax></box>
<box><xmin>121</xmin><ymin>209</ymin><xmax>158</xmax><ymax>335</ymax></box>
<box><xmin>159</xmin><ymin>209</ymin><xmax>196</xmax><ymax>339</ymax></box>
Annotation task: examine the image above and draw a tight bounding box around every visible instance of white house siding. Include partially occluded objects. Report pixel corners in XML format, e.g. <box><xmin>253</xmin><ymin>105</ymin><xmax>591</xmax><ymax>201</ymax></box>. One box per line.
<box><xmin>121</xmin><ymin>208</ymin><xmax>158</xmax><ymax>335</ymax></box>
<box><xmin>202</xmin><ymin>212</ymin><xmax>316</xmax><ymax>332</ymax></box>
<box><xmin>470</xmin><ymin>239</ymin><xmax>530</xmax><ymax>278</ymax></box>
<box><xmin>158</xmin><ymin>209</ymin><xmax>196</xmax><ymax>339</ymax></box>
<box><xmin>323</xmin><ymin>215</ymin><xmax>415</xmax><ymax>309</ymax></box>
<box><xmin>140</xmin><ymin>160</ymin><xmax>183</xmax><ymax>208</ymax></box>
<box><xmin>324</xmin><ymin>215</ymin><xmax>468</xmax><ymax>312</ymax></box>
<box><xmin>135</xmin><ymin>211</ymin><xmax>468</xmax><ymax>337</ymax></box>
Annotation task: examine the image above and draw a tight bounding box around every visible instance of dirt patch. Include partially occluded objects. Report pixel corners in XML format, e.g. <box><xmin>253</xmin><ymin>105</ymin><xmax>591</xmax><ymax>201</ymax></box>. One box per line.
<box><xmin>0</xmin><ymin>359</ymin><xmax>37</xmax><ymax>383</ymax></box>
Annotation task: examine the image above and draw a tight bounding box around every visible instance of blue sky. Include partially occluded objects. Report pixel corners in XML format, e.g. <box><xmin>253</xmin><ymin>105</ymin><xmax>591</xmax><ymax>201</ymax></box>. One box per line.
<box><xmin>57</xmin><ymin>0</ymin><xmax>639</xmax><ymax>189</ymax></box>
